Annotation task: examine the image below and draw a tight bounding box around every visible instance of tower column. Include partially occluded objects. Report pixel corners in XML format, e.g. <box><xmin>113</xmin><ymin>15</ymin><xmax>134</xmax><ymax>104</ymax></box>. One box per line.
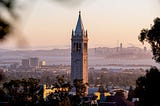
<box><xmin>71</xmin><ymin>11</ymin><xmax>88</xmax><ymax>85</ymax></box>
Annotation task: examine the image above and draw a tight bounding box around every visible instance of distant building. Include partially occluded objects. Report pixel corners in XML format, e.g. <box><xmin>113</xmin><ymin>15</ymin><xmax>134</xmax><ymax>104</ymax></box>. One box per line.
<box><xmin>29</xmin><ymin>57</ymin><xmax>39</xmax><ymax>68</ymax></box>
<box><xmin>10</xmin><ymin>63</ymin><xmax>19</xmax><ymax>69</ymax></box>
<box><xmin>39</xmin><ymin>60</ymin><xmax>46</xmax><ymax>67</ymax></box>
<box><xmin>22</xmin><ymin>59</ymin><xmax>30</xmax><ymax>68</ymax></box>
<box><xmin>71</xmin><ymin>11</ymin><xmax>88</xmax><ymax>84</ymax></box>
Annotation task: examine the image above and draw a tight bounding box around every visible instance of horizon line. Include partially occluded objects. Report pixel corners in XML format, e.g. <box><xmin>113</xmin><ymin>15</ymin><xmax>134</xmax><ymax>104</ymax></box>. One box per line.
<box><xmin>0</xmin><ymin>45</ymin><xmax>149</xmax><ymax>51</ymax></box>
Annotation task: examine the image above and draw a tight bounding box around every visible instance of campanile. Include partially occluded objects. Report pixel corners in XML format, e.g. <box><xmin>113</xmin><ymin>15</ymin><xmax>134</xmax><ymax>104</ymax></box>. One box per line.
<box><xmin>71</xmin><ymin>11</ymin><xmax>88</xmax><ymax>84</ymax></box>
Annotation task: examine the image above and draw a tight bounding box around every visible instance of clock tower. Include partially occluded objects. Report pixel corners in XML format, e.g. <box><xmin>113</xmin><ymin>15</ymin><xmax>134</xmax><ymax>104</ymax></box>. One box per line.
<box><xmin>71</xmin><ymin>11</ymin><xmax>88</xmax><ymax>84</ymax></box>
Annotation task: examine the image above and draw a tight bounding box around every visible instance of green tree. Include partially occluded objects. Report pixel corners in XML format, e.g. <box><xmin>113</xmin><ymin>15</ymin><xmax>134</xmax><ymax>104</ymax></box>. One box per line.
<box><xmin>138</xmin><ymin>17</ymin><xmax>160</xmax><ymax>63</ymax></box>
<box><xmin>137</xmin><ymin>17</ymin><xmax>160</xmax><ymax>106</ymax></box>
<box><xmin>135</xmin><ymin>67</ymin><xmax>160</xmax><ymax>106</ymax></box>
<box><xmin>47</xmin><ymin>75</ymin><xmax>72</xmax><ymax>106</ymax></box>
<box><xmin>73</xmin><ymin>79</ymin><xmax>88</xmax><ymax>97</ymax></box>
<box><xmin>3</xmin><ymin>78</ymin><xmax>40</xmax><ymax>105</ymax></box>
<box><xmin>71</xmin><ymin>79</ymin><xmax>89</xmax><ymax>106</ymax></box>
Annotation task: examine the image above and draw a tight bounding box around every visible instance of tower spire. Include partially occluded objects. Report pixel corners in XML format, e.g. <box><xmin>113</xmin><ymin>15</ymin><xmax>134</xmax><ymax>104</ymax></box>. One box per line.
<box><xmin>71</xmin><ymin>11</ymin><xmax>88</xmax><ymax>94</ymax></box>
<box><xmin>75</xmin><ymin>11</ymin><xmax>84</xmax><ymax>35</ymax></box>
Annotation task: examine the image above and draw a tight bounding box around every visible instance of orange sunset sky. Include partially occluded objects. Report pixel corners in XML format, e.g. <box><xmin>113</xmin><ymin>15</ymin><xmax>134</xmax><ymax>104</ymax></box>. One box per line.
<box><xmin>0</xmin><ymin>0</ymin><xmax>160</xmax><ymax>49</ymax></box>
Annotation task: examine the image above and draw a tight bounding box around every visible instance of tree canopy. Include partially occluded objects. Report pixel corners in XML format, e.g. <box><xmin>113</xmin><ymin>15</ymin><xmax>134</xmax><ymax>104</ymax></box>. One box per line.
<box><xmin>135</xmin><ymin>67</ymin><xmax>160</xmax><ymax>106</ymax></box>
<box><xmin>2</xmin><ymin>78</ymin><xmax>40</xmax><ymax>105</ymax></box>
<box><xmin>138</xmin><ymin>17</ymin><xmax>160</xmax><ymax>63</ymax></box>
<box><xmin>138</xmin><ymin>15</ymin><xmax>160</xmax><ymax>106</ymax></box>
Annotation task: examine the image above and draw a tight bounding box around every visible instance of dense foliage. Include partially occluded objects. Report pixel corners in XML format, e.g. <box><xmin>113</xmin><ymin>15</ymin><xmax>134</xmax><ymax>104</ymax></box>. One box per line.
<box><xmin>2</xmin><ymin>78</ymin><xmax>40</xmax><ymax>105</ymax></box>
<box><xmin>0</xmin><ymin>76</ymin><xmax>90</xmax><ymax>106</ymax></box>
<box><xmin>47</xmin><ymin>75</ymin><xmax>72</xmax><ymax>106</ymax></box>
<box><xmin>136</xmin><ymin>17</ymin><xmax>160</xmax><ymax>105</ymax></box>
<box><xmin>139</xmin><ymin>17</ymin><xmax>160</xmax><ymax>63</ymax></box>
<box><xmin>135</xmin><ymin>67</ymin><xmax>160</xmax><ymax>106</ymax></box>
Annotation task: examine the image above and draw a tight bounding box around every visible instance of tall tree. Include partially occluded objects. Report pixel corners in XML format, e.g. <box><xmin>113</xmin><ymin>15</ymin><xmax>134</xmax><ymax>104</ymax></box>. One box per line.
<box><xmin>138</xmin><ymin>17</ymin><xmax>160</xmax><ymax>63</ymax></box>
<box><xmin>135</xmin><ymin>67</ymin><xmax>160</xmax><ymax>106</ymax></box>
<box><xmin>137</xmin><ymin>17</ymin><xmax>160</xmax><ymax>106</ymax></box>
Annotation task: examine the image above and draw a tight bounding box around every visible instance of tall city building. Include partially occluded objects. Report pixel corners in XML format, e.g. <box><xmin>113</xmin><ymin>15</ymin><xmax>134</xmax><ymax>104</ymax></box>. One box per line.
<box><xmin>30</xmin><ymin>57</ymin><xmax>39</xmax><ymax>68</ymax></box>
<box><xmin>71</xmin><ymin>11</ymin><xmax>88</xmax><ymax>84</ymax></box>
<box><xmin>22</xmin><ymin>59</ymin><xmax>30</xmax><ymax>68</ymax></box>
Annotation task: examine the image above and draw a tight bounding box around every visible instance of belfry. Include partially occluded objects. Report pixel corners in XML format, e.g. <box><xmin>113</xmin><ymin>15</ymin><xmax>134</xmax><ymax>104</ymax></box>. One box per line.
<box><xmin>71</xmin><ymin>11</ymin><xmax>88</xmax><ymax>84</ymax></box>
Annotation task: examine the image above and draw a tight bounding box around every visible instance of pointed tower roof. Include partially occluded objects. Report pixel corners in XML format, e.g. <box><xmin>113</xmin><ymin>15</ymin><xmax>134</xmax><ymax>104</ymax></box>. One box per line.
<box><xmin>75</xmin><ymin>11</ymin><xmax>84</xmax><ymax>34</ymax></box>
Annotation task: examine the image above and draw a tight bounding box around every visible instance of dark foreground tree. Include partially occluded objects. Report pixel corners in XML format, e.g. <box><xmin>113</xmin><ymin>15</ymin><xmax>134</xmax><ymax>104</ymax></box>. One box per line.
<box><xmin>137</xmin><ymin>17</ymin><xmax>160</xmax><ymax>106</ymax></box>
<box><xmin>73</xmin><ymin>79</ymin><xmax>88</xmax><ymax>97</ymax></box>
<box><xmin>47</xmin><ymin>77</ymin><xmax>89</xmax><ymax>106</ymax></box>
<box><xmin>0</xmin><ymin>0</ymin><xmax>17</xmax><ymax>40</ymax></box>
<box><xmin>3</xmin><ymin>78</ymin><xmax>40</xmax><ymax>106</ymax></box>
<box><xmin>46</xmin><ymin>75</ymin><xmax>72</xmax><ymax>106</ymax></box>
<box><xmin>71</xmin><ymin>79</ymin><xmax>89</xmax><ymax>106</ymax></box>
<box><xmin>138</xmin><ymin>17</ymin><xmax>160</xmax><ymax>63</ymax></box>
<box><xmin>135</xmin><ymin>67</ymin><xmax>160</xmax><ymax>106</ymax></box>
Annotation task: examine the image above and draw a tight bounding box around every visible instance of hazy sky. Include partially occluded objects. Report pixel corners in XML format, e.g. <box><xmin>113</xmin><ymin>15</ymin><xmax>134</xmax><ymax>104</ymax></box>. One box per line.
<box><xmin>0</xmin><ymin>0</ymin><xmax>160</xmax><ymax>49</ymax></box>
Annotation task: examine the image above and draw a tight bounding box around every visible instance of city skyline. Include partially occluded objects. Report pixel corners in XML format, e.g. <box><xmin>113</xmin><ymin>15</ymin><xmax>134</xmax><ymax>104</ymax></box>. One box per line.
<box><xmin>0</xmin><ymin>0</ymin><xmax>160</xmax><ymax>49</ymax></box>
